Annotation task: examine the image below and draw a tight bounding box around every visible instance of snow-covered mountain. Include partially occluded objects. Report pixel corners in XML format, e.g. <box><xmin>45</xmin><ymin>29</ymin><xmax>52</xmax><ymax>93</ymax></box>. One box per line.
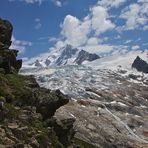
<box><xmin>21</xmin><ymin>49</ymin><xmax>148</xmax><ymax>147</ymax></box>
<box><xmin>21</xmin><ymin>49</ymin><xmax>148</xmax><ymax>97</ymax></box>
<box><xmin>24</xmin><ymin>44</ymin><xmax>100</xmax><ymax>68</ymax></box>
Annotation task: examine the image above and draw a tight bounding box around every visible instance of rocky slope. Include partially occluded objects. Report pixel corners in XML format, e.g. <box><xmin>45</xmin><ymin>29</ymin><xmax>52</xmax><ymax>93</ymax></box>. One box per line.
<box><xmin>0</xmin><ymin>18</ymin><xmax>87</xmax><ymax>148</ymax></box>
<box><xmin>21</xmin><ymin>54</ymin><xmax>148</xmax><ymax>147</ymax></box>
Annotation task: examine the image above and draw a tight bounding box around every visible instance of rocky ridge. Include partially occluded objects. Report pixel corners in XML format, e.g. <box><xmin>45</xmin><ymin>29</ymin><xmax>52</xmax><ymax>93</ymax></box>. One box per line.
<box><xmin>132</xmin><ymin>56</ymin><xmax>148</xmax><ymax>73</ymax></box>
<box><xmin>0</xmin><ymin>18</ymin><xmax>87</xmax><ymax>148</ymax></box>
<box><xmin>25</xmin><ymin>44</ymin><xmax>100</xmax><ymax>67</ymax></box>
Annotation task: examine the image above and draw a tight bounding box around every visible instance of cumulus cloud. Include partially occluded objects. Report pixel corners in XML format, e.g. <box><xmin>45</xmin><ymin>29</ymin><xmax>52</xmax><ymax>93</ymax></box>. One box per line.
<box><xmin>61</xmin><ymin>15</ymin><xmax>91</xmax><ymax>47</ymax></box>
<box><xmin>10</xmin><ymin>35</ymin><xmax>32</xmax><ymax>54</ymax></box>
<box><xmin>91</xmin><ymin>6</ymin><xmax>115</xmax><ymax>35</ymax></box>
<box><xmin>55</xmin><ymin>40</ymin><xmax>65</xmax><ymax>49</ymax></box>
<box><xmin>98</xmin><ymin>0</ymin><xmax>126</xmax><ymax>8</ymax></box>
<box><xmin>59</xmin><ymin>3</ymin><xmax>115</xmax><ymax>48</ymax></box>
<box><xmin>87</xmin><ymin>37</ymin><xmax>100</xmax><ymax>46</ymax></box>
<box><xmin>120</xmin><ymin>2</ymin><xmax>148</xmax><ymax>30</ymax></box>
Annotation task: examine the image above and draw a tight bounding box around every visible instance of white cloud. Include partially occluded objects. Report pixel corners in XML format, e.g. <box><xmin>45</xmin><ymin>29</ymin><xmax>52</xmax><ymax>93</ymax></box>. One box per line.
<box><xmin>87</xmin><ymin>37</ymin><xmax>99</xmax><ymax>45</ymax></box>
<box><xmin>35</xmin><ymin>18</ymin><xmax>42</xmax><ymax>29</ymax></box>
<box><xmin>79</xmin><ymin>44</ymin><xmax>128</xmax><ymax>56</ymax></box>
<box><xmin>132</xmin><ymin>45</ymin><xmax>140</xmax><ymax>50</ymax></box>
<box><xmin>91</xmin><ymin>6</ymin><xmax>115</xmax><ymax>35</ymax></box>
<box><xmin>124</xmin><ymin>40</ymin><xmax>132</xmax><ymax>44</ymax></box>
<box><xmin>98</xmin><ymin>0</ymin><xmax>126</xmax><ymax>8</ymax></box>
<box><xmin>120</xmin><ymin>2</ymin><xmax>148</xmax><ymax>30</ymax></box>
<box><xmin>80</xmin><ymin>44</ymin><xmax>115</xmax><ymax>54</ymax></box>
<box><xmin>60</xmin><ymin>3</ymin><xmax>115</xmax><ymax>48</ymax></box>
<box><xmin>10</xmin><ymin>35</ymin><xmax>32</xmax><ymax>54</ymax></box>
<box><xmin>55</xmin><ymin>40</ymin><xmax>65</xmax><ymax>49</ymax></box>
<box><xmin>49</xmin><ymin>37</ymin><xmax>59</xmax><ymax>42</ymax></box>
<box><xmin>61</xmin><ymin>15</ymin><xmax>91</xmax><ymax>47</ymax></box>
<box><xmin>51</xmin><ymin>0</ymin><xmax>62</xmax><ymax>7</ymax></box>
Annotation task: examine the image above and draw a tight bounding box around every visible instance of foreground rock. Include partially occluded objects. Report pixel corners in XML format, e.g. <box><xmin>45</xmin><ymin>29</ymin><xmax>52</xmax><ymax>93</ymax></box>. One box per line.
<box><xmin>0</xmin><ymin>69</ymin><xmax>77</xmax><ymax>147</ymax></box>
<box><xmin>25</xmin><ymin>66</ymin><xmax>148</xmax><ymax>147</ymax></box>
<box><xmin>0</xmin><ymin>18</ymin><xmax>76</xmax><ymax>148</ymax></box>
<box><xmin>132</xmin><ymin>56</ymin><xmax>148</xmax><ymax>73</ymax></box>
<box><xmin>0</xmin><ymin>18</ymin><xmax>22</xmax><ymax>74</ymax></box>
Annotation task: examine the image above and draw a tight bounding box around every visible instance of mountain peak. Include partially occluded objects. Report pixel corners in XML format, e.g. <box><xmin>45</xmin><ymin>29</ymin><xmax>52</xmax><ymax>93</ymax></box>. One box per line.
<box><xmin>27</xmin><ymin>45</ymin><xmax>100</xmax><ymax>67</ymax></box>
<box><xmin>132</xmin><ymin>56</ymin><xmax>148</xmax><ymax>73</ymax></box>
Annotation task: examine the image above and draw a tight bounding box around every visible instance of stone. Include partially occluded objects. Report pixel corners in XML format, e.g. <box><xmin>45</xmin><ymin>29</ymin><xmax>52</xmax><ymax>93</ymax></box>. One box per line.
<box><xmin>36</xmin><ymin>89</ymin><xmax>69</xmax><ymax>120</ymax></box>
<box><xmin>8</xmin><ymin>123</ymin><xmax>19</xmax><ymax>129</ymax></box>
<box><xmin>0</xmin><ymin>18</ymin><xmax>13</xmax><ymax>49</ymax></box>
<box><xmin>0</xmin><ymin>18</ymin><xmax>22</xmax><ymax>73</ymax></box>
<box><xmin>49</xmin><ymin>117</ymin><xmax>75</xmax><ymax>147</ymax></box>
<box><xmin>30</xmin><ymin>138</ymin><xmax>39</xmax><ymax>148</ymax></box>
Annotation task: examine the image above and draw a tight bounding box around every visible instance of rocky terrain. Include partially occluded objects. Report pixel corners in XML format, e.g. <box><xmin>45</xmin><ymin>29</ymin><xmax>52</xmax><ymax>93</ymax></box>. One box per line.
<box><xmin>0</xmin><ymin>18</ymin><xmax>89</xmax><ymax>148</ymax></box>
<box><xmin>22</xmin><ymin>54</ymin><xmax>148</xmax><ymax>147</ymax></box>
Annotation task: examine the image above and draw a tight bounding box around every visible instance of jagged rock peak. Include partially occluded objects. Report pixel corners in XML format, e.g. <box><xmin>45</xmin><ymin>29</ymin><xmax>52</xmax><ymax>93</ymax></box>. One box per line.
<box><xmin>75</xmin><ymin>49</ymin><xmax>100</xmax><ymax>65</ymax></box>
<box><xmin>0</xmin><ymin>18</ymin><xmax>13</xmax><ymax>49</ymax></box>
<box><xmin>132</xmin><ymin>56</ymin><xmax>148</xmax><ymax>73</ymax></box>
<box><xmin>0</xmin><ymin>18</ymin><xmax>22</xmax><ymax>73</ymax></box>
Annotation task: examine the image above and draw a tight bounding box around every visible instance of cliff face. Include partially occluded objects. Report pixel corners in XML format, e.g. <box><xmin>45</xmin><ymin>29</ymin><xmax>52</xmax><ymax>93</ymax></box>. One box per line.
<box><xmin>0</xmin><ymin>18</ymin><xmax>76</xmax><ymax>147</ymax></box>
<box><xmin>132</xmin><ymin>56</ymin><xmax>148</xmax><ymax>73</ymax></box>
<box><xmin>0</xmin><ymin>73</ymin><xmax>76</xmax><ymax>147</ymax></box>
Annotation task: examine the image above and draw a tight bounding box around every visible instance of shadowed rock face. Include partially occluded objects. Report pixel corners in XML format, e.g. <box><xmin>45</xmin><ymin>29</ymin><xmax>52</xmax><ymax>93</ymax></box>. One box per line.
<box><xmin>0</xmin><ymin>18</ymin><xmax>22</xmax><ymax>73</ymax></box>
<box><xmin>75</xmin><ymin>50</ymin><xmax>100</xmax><ymax>65</ymax></box>
<box><xmin>0</xmin><ymin>18</ymin><xmax>77</xmax><ymax>148</ymax></box>
<box><xmin>132</xmin><ymin>56</ymin><xmax>148</xmax><ymax>73</ymax></box>
<box><xmin>0</xmin><ymin>18</ymin><xmax>13</xmax><ymax>49</ymax></box>
<box><xmin>56</xmin><ymin>45</ymin><xmax>78</xmax><ymax>65</ymax></box>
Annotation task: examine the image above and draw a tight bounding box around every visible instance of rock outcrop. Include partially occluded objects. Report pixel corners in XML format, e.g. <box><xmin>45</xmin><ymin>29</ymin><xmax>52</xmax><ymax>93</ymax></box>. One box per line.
<box><xmin>0</xmin><ymin>18</ymin><xmax>22</xmax><ymax>74</ymax></box>
<box><xmin>75</xmin><ymin>50</ymin><xmax>100</xmax><ymax>65</ymax></box>
<box><xmin>132</xmin><ymin>56</ymin><xmax>148</xmax><ymax>73</ymax></box>
<box><xmin>0</xmin><ymin>19</ymin><xmax>75</xmax><ymax>147</ymax></box>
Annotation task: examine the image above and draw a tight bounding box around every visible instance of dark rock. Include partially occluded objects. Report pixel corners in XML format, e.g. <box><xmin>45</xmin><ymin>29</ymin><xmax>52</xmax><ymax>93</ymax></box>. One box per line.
<box><xmin>36</xmin><ymin>89</ymin><xmax>69</xmax><ymax>120</ymax></box>
<box><xmin>132</xmin><ymin>56</ymin><xmax>148</xmax><ymax>73</ymax></box>
<box><xmin>0</xmin><ymin>18</ymin><xmax>22</xmax><ymax>73</ymax></box>
<box><xmin>34</xmin><ymin>60</ymin><xmax>42</xmax><ymax>67</ymax></box>
<box><xmin>0</xmin><ymin>49</ymin><xmax>22</xmax><ymax>73</ymax></box>
<box><xmin>14</xmin><ymin>143</ymin><xmax>24</xmax><ymax>148</ymax></box>
<box><xmin>45</xmin><ymin>59</ymin><xmax>51</xmax><ymax>66</ymax></box>
<box><xmin>128</xmin><ymin>74</ymin><xmax>140</xmax><ymax>80</ymax></box>
<box><xmin>0</xmin><ymin>18</ymin><xmax>13</xmax><ymax>49</ymax></box>
<box><xmin>47</xmin><ymin>117</ymin><xmax>76</xmax><ymax>147</ymax></box>
<box><xmin>75</xmin><ymin>50</ymin><xmax>100</xmax><ymax>65</ymax></box>
<box><xmin>56</xmin><ymin>44</ymin><xmax>78</xmax><ymax>65</ymax></box>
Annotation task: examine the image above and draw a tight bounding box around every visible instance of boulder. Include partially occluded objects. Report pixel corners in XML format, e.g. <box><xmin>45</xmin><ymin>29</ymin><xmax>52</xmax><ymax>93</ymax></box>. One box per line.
<box><xmin>0</xmin><ymin>18</ymin><xmax>22</xmax><ymax>73</ymax></box>
<box><xmin>0</xmin><ymin>18</ymin><xmax>13</xmax><ymax>49</ymax></box>
<box><xmin>46</xmin><ymin>117</ymin><xmax>75</xmax><ymax>147</ymax></box>
<box><xmin>36</xmin><ymin>89</ymin><xmax>69</xmax><ymax>120</ymax></box>
<box><xmin>0</xmin><ymin>49</ymin><xmax>22</xmax><ymax>73</ymax></box>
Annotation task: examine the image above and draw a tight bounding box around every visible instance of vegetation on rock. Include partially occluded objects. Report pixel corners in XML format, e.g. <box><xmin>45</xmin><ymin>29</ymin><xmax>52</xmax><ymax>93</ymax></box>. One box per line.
<box><xmin>0</xmin><ymin>18</ymin><xmax>76</xmax><ymax>148</ymax></box>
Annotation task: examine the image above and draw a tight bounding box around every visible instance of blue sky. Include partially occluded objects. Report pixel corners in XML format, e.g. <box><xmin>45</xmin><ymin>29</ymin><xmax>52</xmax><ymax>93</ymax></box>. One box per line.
<box><xmin>0</xmin><ymin>0</ymin><xmax>148</xmax><ymax>58</ymax></box>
